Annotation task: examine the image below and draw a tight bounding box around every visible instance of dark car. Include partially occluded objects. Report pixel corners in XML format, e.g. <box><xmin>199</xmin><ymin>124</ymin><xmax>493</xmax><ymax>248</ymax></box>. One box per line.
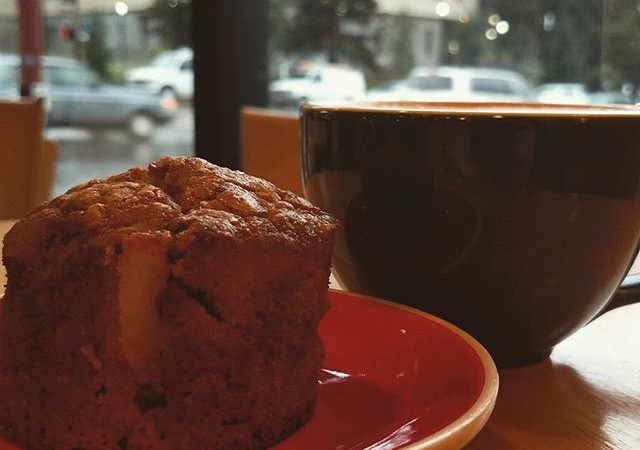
<box><xmin>0</xmin><ymin>55</ymin><xmax>176</xmax><ymax>138</ymax></box>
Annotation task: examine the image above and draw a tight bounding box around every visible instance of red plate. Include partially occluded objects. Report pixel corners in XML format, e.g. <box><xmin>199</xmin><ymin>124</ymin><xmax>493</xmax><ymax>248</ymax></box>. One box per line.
<box><xmin>274</xmin><ymin>290</ymin><xmax>498</xmax><ymax>450</ymax></box>
<box><xmin>0</xmin><ymin>290</ymin><xmax>498</xmax><ymax>450</ymax></box>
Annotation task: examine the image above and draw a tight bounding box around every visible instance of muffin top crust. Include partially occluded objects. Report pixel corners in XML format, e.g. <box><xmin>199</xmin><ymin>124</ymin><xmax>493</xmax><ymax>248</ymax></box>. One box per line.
<box><xmin>4</xmin><ymin>156</ymin><xmax>337</xmax><ymax>262</ymax></box>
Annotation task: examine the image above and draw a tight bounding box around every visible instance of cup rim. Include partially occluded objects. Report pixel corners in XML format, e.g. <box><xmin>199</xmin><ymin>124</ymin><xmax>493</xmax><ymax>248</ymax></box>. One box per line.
<box><xmin>301</xmin><ymin>100</ymin><xmax>640</xmax><ymax>117</ymax></box>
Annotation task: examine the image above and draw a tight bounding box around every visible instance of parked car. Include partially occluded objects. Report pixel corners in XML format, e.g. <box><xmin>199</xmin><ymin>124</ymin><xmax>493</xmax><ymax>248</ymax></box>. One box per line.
<box><xmin>125</xmin><ymin>48</ymin><xmax>193</xmax><ymax>100</ymax></box>
<box><xmin>0</xmin><ymin>55</ymin><xmax>176</xmax><ymax>138</ymax></box>
<box><xmin>588</xmin><ymin>90</ymin><xmax>634</xmax><ymax>105</ymax></box>
<box><xmin>269</xmin><ymin>63</ymin><xmax>366</xmax><ymax>109</ymax></box>
<box><xmin>367</xmin><ymin>66</ymin><xmax>534</xmax><ymax>102</ymax></box>
<box><xmin>535</xmin><ymin>83</ymin><xmax>589</xmax><ymax>104</ymax></box>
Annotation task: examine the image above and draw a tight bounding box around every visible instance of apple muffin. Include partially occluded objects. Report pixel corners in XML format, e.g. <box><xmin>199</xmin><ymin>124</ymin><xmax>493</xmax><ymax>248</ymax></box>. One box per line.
<box><xmin>0</xmin><ymin>156</ymin><xmax>337</xmax><ymax>450</ymax></box>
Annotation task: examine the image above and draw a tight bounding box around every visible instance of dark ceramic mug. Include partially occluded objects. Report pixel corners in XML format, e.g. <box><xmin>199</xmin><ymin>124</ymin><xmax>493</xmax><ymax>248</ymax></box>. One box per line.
<box><xmin>300</xmin><ymin>101</ymin><xmax>640</xmax><ymax>368</ymax></box>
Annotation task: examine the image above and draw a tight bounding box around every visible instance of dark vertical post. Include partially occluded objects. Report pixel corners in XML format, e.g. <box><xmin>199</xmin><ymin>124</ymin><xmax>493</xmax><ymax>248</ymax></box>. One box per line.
<box><xmin>17</xmin><ymin>0</ymin><xmax>44</xmax><ymax>97</ymax></box>
<box><xmin>192</xmin><ymin>0</ymin><xmax>269</xmax><ymax>170</ymax></box>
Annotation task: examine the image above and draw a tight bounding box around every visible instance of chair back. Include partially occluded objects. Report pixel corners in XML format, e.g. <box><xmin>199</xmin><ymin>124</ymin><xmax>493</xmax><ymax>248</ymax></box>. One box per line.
<box><xmin>240</xmin><ymin>107</ymin><xmax>303</xmax><ymax>196</ymax></box>
<box><xmin>0</xmin><ymin>98</ymin><xmax>55</xmax><ymax>219</ymax></box>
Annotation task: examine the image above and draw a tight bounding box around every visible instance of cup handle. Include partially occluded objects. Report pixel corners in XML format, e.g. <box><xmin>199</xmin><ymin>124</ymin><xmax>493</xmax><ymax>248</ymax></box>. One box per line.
<box><xmin>602</xmin><ymin>286</ymin><xmax>640</xmax><ymax>315</ymax></box>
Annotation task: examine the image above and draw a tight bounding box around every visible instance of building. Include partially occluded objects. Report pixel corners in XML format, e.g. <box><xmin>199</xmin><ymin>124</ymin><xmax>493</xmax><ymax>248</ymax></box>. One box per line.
<box><xmin>377</xmin><ymin>0</ymin><xmax>479</xmax><ymax>68</ymax></box>
<box><xmin>0</xmin><ymin>0</ymin><xmax>170</xmax><ymax>60</ymax></box>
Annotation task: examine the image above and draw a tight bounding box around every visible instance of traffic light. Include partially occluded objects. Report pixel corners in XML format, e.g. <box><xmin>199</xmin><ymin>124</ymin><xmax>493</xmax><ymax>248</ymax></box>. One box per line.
<box><xmin>58</xmin><ymin>25</ymin><xmax>76</xmax><ymax>41</ymax></box>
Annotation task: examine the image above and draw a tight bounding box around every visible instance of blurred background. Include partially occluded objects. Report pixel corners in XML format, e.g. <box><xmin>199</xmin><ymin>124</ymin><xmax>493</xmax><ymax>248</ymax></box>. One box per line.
<box><xmin>2</xmin><ymin>0</ymin><xmax>639</xmax><ymax>195</ymax></box>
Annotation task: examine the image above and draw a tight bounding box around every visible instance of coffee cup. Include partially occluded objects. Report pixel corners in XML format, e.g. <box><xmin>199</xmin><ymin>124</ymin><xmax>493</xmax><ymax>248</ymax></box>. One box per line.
<box><xmin>301</xmin><ymin>101</ymin><xmax>640</xmax><ymax>368</ymax></box>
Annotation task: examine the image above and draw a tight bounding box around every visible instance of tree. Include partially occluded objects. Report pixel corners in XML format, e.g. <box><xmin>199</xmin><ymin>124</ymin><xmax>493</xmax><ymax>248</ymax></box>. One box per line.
<box><xmin>529</xmin><ymin>0</ymin><xmax>602</xmax><ymax>87</ymax></box>
<box><xmin>85</xmin><ymin>13</ymin><xmax>110</xmax><ymax>80</ymax></box>
<box><xmin>443</xmin><ymin>0</ymin><xmax>604</xmax><ymax>87</ymax></box>
<box><xmin>148</xmin><ymin>0</ymin><xmax>191</xmax><ymax>49</ymax></box>
<box><xmin>384</xmin><ymin>14</ymin><xmax>415</xmax><ymax>79</ymax></box>
<box><xmin>273</xmin><ymin>0</ymin><xmax>379</xmax><ymax>69</ymax></box>
<box><xmin>602</xmin><ymin>0</ymin><xmax>640</xmax><ymax>94</ymax></box>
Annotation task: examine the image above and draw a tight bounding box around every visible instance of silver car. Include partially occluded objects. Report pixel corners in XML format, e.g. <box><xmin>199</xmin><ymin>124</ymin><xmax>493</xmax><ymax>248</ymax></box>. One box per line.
<box><xmin>0</xmin><ymin>55</ymin><xmax>176</xmax><ymax>138</ymax></box>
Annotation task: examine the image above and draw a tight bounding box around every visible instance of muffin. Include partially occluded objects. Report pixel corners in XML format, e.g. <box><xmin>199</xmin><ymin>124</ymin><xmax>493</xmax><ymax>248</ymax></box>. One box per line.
<box><xmin>0</xmin><ymin>156</ymin><xmax>337</xmax><ymax>450</ymax></box>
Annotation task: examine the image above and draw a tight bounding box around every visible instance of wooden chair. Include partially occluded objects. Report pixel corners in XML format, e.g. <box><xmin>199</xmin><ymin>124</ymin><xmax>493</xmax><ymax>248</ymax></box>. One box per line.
<box><xmin>0</xmin><ymin>98</ymin><xmax>56</xmax><ymax>219</ymax></box>
<box><xmin>240</xmin><ymin>106</ymin><xmax>303</xmax><ymax>196</ymax></box>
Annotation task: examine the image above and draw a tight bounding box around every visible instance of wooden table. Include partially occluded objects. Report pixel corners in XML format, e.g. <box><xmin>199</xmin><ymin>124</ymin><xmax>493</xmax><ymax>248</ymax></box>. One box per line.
<box><xmin>1</xmin><ymin>219</ymin><xmax>639</xmax><ymax>450</ymax></box>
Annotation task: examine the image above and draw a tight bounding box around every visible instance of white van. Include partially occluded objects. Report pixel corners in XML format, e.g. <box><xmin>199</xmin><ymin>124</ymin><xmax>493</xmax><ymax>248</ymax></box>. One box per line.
<box><xmin>125</xmin><ymin>48</ymin><xmax>193</xmax><ymax>100</ymax></box>
<box><xmin>269</xmin><ymin>64</ymin><xmax>366</xmax><ymax>108</ymax></box>
<box><xmin>367</xmin><ymin>66</ymin><xmax>534</xmax><ymax>103</ymax></box>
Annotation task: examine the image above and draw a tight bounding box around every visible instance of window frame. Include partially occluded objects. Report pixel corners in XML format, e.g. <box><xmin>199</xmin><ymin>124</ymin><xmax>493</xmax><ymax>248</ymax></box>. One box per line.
<box><xmin>192</xmin><ymin>1</ymin><xmax>268</xmax><ymax>170</ymax></box>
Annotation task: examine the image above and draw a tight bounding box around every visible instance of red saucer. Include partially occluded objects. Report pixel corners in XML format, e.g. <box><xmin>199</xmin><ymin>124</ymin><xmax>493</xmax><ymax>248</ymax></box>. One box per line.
<box><xmin>274</xmin><ymin>290</ymin><xmax>498</xmax><ymax>450</ymax></box>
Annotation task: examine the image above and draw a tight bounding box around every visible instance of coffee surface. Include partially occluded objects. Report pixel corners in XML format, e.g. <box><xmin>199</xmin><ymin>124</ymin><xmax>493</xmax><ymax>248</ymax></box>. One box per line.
<box><xmin>305</xmin><ymin>101</ymin><xmax>640</xmax><ymax>117</ymax></box>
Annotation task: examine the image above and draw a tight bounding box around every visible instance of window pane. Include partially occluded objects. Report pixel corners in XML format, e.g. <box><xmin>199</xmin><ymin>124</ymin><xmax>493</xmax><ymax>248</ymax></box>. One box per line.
<box><xmin>406</xmin><ymin>75</ymin><xmax>453</xmax><ymax>90</ymax></box>
<box><xmin>0</xmin><ymin>60</ymin><xmax>18</xmax><ymax>89</ymax></box>
<box><xmin>1</xmin><ymin>0</ymin><xmax>194</xmax><ymax>196</ymax></box>
<box><xmin>267</xmin><ymin>0</ymin><xmax>639</xmax><ymax>107</ymax></box>
<box><xmin>471</xmin><ymin>78</ymin><xmax>511</xmax><ymax>95</ymax></box>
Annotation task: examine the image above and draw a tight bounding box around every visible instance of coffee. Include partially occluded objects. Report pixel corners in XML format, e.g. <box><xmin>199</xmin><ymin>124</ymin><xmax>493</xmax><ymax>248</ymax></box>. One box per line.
<box><xmin>301</xmin><ymin>101</ymin><xmax>640</xmax><ymax>367</ymax></box>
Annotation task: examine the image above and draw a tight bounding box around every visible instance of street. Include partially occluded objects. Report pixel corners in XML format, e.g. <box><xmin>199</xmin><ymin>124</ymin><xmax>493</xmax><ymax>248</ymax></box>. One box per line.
<box><xmin>47</xmin><ymin>106</ymin><xmax>194</xmax><ymax>197</ymax></box>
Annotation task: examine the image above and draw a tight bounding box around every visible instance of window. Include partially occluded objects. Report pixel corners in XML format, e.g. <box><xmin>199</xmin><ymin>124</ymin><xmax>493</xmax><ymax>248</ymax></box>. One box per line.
<box><xmin>471</xmin><ymin>78</ymin><xmax>512</xmax><ymax>95</ymax></box>
<box><xmin>45</xmin><ymin>65</ymin><xmax>98</xmax><ymax>86</ymax></box>
<box><xmin>406</xmin><ymin>75</ymin><xmax>453</xmax><ymax>90</ymax></box>
<box><xmin>264</xmin><ymin>0</ymin><xmax>640</xmax><ymax>110</ymax></box>
<box><xmin>7</xmin><ymin>1</ymin><xmax>640</xmax><ymax>193</ymax></box>
<box><xmin>4</xmin><ymin>0</ymin><xmax>194</xmax><ymax>196</ymax></box>
<box><xmin>0</xmin><ymin>63</ymin><xmax>17</xmax><ymax>85</ymax></box>
<box><xmin>180</xmin><ymin>59</ymin><xmax>192</xmax><ymax>71</ymax></box>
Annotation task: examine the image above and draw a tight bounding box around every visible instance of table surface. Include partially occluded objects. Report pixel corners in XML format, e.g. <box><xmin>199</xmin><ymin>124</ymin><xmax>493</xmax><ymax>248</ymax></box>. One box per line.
<box><xmin>1</xmin><ymin>219</ymin><xmax>639</xmax><ymax>450</ymax></box>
